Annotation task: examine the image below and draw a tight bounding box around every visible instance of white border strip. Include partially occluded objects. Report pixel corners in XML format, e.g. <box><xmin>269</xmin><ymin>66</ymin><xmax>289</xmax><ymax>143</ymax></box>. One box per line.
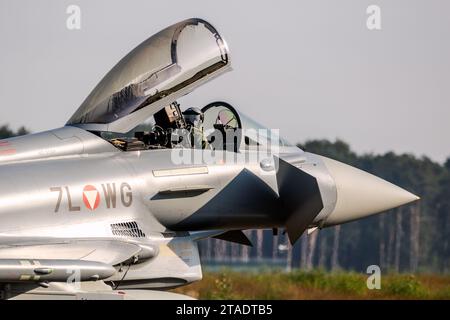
<box><xmin>153</xmin><ymin>166</ymin><xmax>209</xmax><ymax>177</ymax></box>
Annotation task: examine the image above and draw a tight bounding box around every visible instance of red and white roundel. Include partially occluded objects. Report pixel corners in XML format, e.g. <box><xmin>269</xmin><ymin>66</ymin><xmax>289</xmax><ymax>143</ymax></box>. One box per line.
<box><xmin>82</xmin><ymin>185</ymin><xmax>100</xmax><ymax>210</ymax></box>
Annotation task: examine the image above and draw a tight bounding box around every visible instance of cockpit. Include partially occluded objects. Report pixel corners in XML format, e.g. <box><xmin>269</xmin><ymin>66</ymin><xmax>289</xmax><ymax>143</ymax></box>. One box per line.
<box><xmin>65</xmin><ymin>19</ymin><xmax>293</xmax><ymax>153</ymax></box>
<box><xmin>101</xmin><ymin>101</ymin><xmax>239</xmax><ymax>152</ymax></box>
<box><xmin>102</xmin><ymin>100</ymin><xmax>291</xmax><ymax>153</ymax></box>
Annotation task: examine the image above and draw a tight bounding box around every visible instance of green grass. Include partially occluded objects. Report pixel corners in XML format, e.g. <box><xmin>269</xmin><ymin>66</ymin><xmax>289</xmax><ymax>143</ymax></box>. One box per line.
<box><xmin>173</xmin><ymin>269</ymin><xmax>450</xmax><ymax>300</ymax></box>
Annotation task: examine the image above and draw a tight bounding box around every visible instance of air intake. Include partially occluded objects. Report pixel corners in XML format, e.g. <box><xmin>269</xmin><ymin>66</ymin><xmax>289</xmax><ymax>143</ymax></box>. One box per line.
<box><xmin>111</xmin><ymin>221</ymin><xmax>146</xmax><ymax>238</ymax></box>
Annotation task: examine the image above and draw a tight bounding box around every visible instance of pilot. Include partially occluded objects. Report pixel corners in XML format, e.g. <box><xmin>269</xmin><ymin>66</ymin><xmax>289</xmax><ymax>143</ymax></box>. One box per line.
<box><xmin>182</xmin><ymin>107</ymin><xmax>208</xmax><ymax>149</ymax></box>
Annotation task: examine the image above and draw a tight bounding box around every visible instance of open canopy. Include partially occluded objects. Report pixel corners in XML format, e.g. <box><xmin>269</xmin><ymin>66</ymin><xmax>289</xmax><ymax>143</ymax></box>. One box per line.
<box><xmin>67</xmin><ymin>18</ymin><xmax>231</xmax><ymax>133</ymax></box>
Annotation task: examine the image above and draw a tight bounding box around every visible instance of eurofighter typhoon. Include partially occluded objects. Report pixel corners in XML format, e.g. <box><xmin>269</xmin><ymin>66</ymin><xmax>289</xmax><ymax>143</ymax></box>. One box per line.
<box><xmin>0</xmin><ymin>19</ymin><xmax>419</xmax><ymax>299</ymax></box>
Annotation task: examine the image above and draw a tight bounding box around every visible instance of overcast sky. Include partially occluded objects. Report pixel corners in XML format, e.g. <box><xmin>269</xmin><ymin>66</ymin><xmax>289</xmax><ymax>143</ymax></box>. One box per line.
<box><xmin>0</xmin><ymin>0</ymin><xmax>449</xmax><ymax>162</ymax></box>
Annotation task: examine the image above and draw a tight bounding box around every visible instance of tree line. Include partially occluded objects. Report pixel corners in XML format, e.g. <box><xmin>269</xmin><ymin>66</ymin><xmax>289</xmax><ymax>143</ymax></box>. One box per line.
<box><xmin>1</xmin><ymin>125</ymin><xmax>448</xmax><ymax>273</ymax></box>
<box><xmin>0</xmin><ymin>124</ymin><xmax>29</xmax><ymax>139</ymax></box>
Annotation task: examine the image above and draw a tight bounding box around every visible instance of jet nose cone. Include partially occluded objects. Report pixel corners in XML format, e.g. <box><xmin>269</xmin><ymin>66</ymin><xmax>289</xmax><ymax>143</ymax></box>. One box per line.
<box><xmin>321</xmin><ymin>156</ymin><xmax>419</xmax><ymax>226</ymax></box>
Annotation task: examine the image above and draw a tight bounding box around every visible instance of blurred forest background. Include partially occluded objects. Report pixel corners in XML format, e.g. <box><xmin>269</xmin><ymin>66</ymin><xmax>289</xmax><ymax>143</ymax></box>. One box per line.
<box><xmin>1</xmin><ymin>124</ymin><xmax>449</xmax><ymax>274</ymax></box>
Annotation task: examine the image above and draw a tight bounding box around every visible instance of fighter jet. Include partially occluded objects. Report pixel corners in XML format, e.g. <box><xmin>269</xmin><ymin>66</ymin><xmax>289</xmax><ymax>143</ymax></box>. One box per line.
<box><xmin>0</xmin><ymin>18</ymin><xmax>418</xmax><ymax>300</ymax></box>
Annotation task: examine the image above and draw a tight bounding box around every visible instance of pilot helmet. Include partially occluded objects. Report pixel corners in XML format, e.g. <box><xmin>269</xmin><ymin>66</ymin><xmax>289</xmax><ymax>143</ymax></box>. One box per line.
<box><xmin>183</xmin><ymin>107</ymin><xmax>204</xmax><ymax>127</ymax></box>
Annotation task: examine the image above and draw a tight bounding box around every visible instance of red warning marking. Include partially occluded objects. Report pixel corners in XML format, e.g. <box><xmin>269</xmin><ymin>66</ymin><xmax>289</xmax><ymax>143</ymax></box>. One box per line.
<box><xmin>82</xmin><ymin>185</ymin><xmax>100</xmax><ymax>210</ymax></box>
<box><xmin>0</xmin><ymin>149</ymin><xmax>16</xmax><ymax>155</ymax></box>
<box><xmin>0</xmin><ymin>141</ymin><xmax>14</xmax><ymax>155</ymax></box>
